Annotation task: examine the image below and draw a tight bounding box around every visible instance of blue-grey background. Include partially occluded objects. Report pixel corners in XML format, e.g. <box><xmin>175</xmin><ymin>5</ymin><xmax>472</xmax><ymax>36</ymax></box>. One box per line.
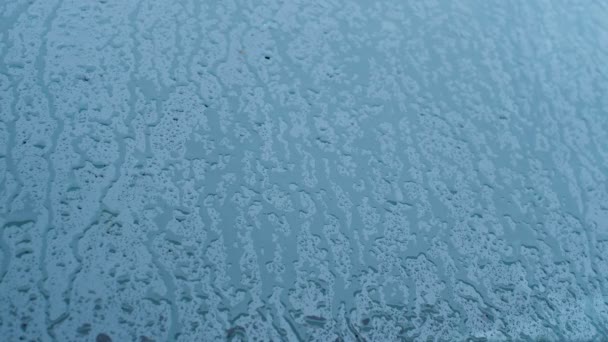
<box><xmin>1</xmin><ymin>0</ymin><xmax>608</xmax><ymax>341</ymax></box>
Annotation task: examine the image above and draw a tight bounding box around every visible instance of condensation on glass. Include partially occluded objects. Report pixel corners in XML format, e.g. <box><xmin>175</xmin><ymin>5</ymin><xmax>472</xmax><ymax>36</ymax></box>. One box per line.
<box><xmin>1</xmin><ymin>1</ymin><xmax>607</xmax><ymax>341</ymax></box>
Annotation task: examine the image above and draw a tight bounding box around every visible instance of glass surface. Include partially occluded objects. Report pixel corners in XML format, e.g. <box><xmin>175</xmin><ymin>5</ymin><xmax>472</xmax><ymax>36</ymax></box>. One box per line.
<box><xmin>1</xmin><ymin>1</ymin><xmax>608</xmax><ymax>341</ymax></box>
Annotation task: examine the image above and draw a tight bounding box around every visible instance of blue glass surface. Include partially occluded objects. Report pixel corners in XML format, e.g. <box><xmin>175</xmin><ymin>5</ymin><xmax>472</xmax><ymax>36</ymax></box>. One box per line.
<box><xmin>1</xmin><ymin>1</ymin><xmax>608</xmax><ymax>341</ymax></box>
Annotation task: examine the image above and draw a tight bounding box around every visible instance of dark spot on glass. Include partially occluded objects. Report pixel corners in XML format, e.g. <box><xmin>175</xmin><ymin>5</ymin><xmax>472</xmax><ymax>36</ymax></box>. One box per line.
<box><xmin>96</xmin><ymin>332</ymin><xmax>112</xmax><ymax>342</ymax></box>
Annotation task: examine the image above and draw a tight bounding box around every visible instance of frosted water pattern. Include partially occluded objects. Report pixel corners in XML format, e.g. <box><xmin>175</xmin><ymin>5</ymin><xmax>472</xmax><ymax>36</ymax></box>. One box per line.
<box><xmin>1</xmin><ymin>0</ymin><xmax>608</xmax><ymax>341</ymax></box>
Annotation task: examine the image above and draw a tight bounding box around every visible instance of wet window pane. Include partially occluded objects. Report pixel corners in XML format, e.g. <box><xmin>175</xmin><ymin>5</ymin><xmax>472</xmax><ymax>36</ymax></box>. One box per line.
<box><xmin>1</xmin><ymin>1</ymin><xmax>607</xmax><ymax>341</ymax></box>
